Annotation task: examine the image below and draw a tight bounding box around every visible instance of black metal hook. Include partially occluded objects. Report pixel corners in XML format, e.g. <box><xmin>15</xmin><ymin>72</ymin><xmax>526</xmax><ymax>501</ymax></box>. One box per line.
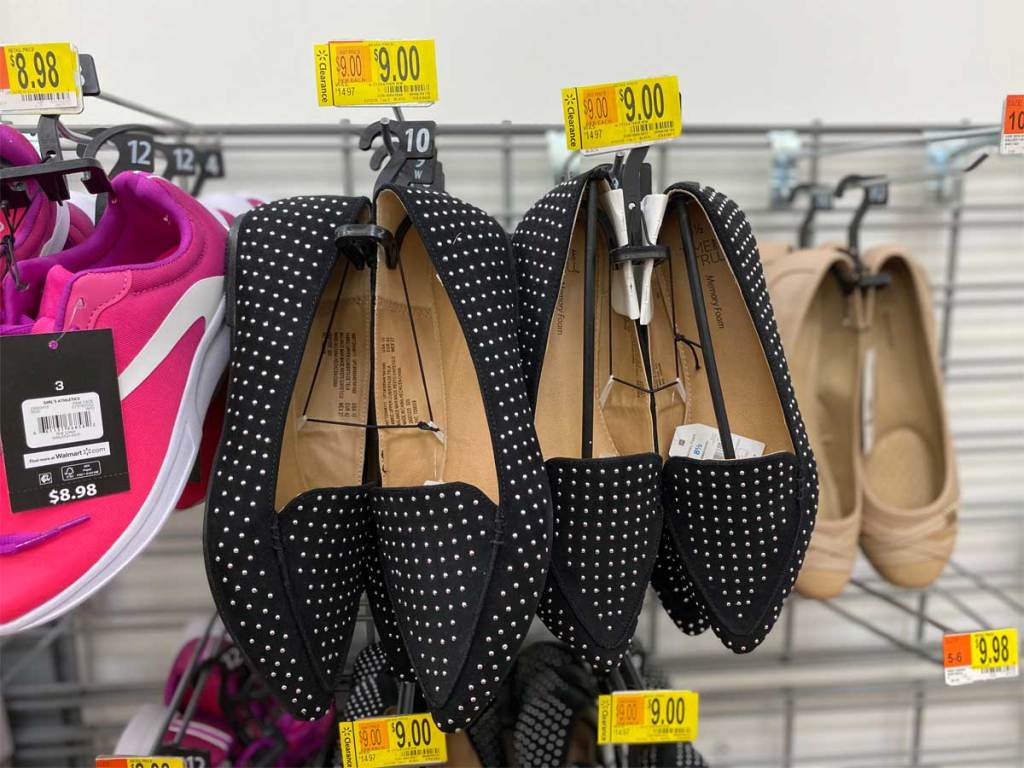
<box><xmin>786</xmin><ymin>182</ymin><xmax>834</xmax><ymax>248</ymax></box>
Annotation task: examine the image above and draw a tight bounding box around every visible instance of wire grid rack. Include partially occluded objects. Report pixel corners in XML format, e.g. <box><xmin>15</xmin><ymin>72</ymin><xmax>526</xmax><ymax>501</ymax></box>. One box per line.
<box><xmin>1</xmin><ymin>114</ymin><xmax>1021</xmax><ymax>767</ymax></box>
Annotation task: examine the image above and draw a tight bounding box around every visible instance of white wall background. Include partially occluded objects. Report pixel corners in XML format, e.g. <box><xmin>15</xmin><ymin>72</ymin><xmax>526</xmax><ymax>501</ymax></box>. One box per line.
<box><xmin>4</xmin><ymin>0</ymin><xmax>1023</xmax><ymax>126</ymax></box>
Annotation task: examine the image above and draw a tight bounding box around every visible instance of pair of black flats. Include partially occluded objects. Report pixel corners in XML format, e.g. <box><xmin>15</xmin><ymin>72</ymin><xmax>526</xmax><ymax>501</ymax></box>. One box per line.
<box><xmin>204</xmin><ymin>176</ymin><xmax>817</xmax><ymax>732</ymax></box>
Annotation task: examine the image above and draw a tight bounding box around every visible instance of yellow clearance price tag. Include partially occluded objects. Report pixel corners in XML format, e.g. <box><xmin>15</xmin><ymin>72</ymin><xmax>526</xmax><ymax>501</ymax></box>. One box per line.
<box><xmin>562</xmin><ymin>75</ymin><xmax>681</xmax><ymax>155</ymax></box>
<box><xmin>943</xmin><ymin>627</ymin><xmax>1019</xmax><ymax>686</ymax></box>
<box><xmin>597</xmin><ymin>690</ymin><xmax>698</xmax><ymax>744</ymax></box>
<box><xmin>95</xmin><ymin>757</ymin><xmax>185</xmax><ymax>768</ymax></box>
<box><xmin>314</xmin><ymin>40</ymin><xmax>437</xmax><ymax>107</ymax></box>
<box><xmin>0</xmin><ymin>42</ymin><xmax>82</xmax><ymax>114</ymax></box>
<box><xmin>338</xmin><ymin>713</ymin><xmax>447</xmax><ymax>768</ymax></box>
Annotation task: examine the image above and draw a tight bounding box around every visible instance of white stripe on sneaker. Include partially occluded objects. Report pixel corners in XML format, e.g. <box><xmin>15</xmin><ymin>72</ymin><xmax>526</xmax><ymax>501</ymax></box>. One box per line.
<box><xmin>117</xmin><ymin>276</ymin><xmax>224</xmax><ymax>399</ymax></box>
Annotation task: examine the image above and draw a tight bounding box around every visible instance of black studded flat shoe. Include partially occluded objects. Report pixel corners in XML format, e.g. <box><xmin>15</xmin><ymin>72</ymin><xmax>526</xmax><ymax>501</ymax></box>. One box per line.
<box><xmin>371</xmin><ymin>185</ymin><xmax>552</xmax><ymax>731</ymax></box>
<box><xmin>205</xmin><ymin>195</ymin><xmax>378</xmax><ymax>720</ymax></box>
<box><xmin>513</xmin><ymin>169</ymin><xmax>664</xmax><ymax>675</ymax></box>
<box><xmin>648</xmin><ymin>182</ymin><xmax>818</xmax><ymax>652</ymax></box>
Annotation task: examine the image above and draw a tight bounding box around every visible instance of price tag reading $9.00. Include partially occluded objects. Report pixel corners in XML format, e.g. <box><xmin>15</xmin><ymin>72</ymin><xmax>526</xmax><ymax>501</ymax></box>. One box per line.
<box><xmin>562</xmin><ymin>75</ymin><xmax>681</xmax><ymax>155</ymax></box>
<box><xmin>314</xmin><ymin>40</ymin><xmax>437</xmax><ymax>107</ymax></box>
<box><xmin>338</xmin><ymin>713</ymin><xmax>447</xmax><ymax>768</ymax></box>
<box><xmin>597</xmin><ymin>690</ymin><xmax>699</xmax><ymax>744</ymax></box>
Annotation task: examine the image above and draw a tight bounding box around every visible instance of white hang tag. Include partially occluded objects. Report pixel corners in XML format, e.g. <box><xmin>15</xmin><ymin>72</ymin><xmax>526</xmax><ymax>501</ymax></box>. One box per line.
<box><xmin>861</xmin><ymin>347</ymin><xmax>876</xmax><ymax>454</ymax></box>
<box><xmin>669</xmin><ymin>423</ymin><xmax>766</xmax><ymax>461</ymax></box>
<box><xmin>598</xmin><ymin>375</ymin><xmax>616</xmax><ymax>409</ymax></box>
<box><xmin>638</xmin><ymin>194</ymin><xmax>667</xmax><ymax>325</ymax></box>
<box><xmin>600</xmin><ymin>189</ymin><xmax>639</xmax><ymax>320</ymax></box>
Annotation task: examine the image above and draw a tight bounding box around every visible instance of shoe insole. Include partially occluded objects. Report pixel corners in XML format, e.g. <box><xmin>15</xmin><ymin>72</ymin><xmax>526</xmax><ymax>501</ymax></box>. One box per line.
<box><xmin>794</xmin><ymin>277</ymin><xmax>858</xmax><ymax>523</ymax></box>
<box><xmin>864</xmin><ymin>261</ymin><xmax>944</xmax><ymax>508</ymax></box>
<box><xmin>374</xmin><ymin>190</ymin><xmax>498</xmax><ymax>501</ymax></box>
<box><xmin>534</xmin><ymin>200</ymin><xmax>654</xmax><ymax>459</ymax></box>
<box><xmin>653</xmin><ymin>194</ymin><xmax>794</xmax><ymax>457</ymax></box>
<box><xmin>275</xmin><ymin>256</ymin><xmax>371</xmax><ymax>509</ymax></box>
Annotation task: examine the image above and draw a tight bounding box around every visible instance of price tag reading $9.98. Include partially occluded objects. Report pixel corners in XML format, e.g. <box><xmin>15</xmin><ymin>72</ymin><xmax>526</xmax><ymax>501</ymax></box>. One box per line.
<box><xmin>943</xmin><ymin>627</ymin><xmax>1019</xmax><ymax>686</ymax></box>
<box><xmin>314</xmin><ymin>40</ymin><xmax>437</xmax><ymax>107</ymax></box>
<box><xmin>597</xmin><ymin>690</ymin><xmax>699</xmax><ymax>744</ymax></box>
<box><xmin>562</xmin><ymin>75</ymin><xmax>681</xmax><ymax>155</ymax></box>
<box><xmin>0</xmin><ymin>42</ymin><xmax>83</xmax><ymax>114</ymax></box>
<box><xmin>338</xmin><ymin>713</ymin><xmax>447</xmax><ymax>768</ymax></box>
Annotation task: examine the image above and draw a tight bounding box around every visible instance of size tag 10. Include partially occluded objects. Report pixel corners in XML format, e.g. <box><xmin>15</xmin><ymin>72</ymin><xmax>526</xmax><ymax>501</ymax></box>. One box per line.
<box><xmin>1000</xmin><ymin>94</ymin><xmax>1024</xmax><ymax>155</ymax></box>
<box><xmin>95</xmin><ymin>757</ymin><xmax>186</xmax><ymax>768</ymax></box>
<box><xmin>597</xmin><ymin>690</ymin><xmax>698</xmax><ymax>744</ymax></box>
<box><xmin>314</xmin><ymin>40</ymin><xmax>437</xmax><ymax>107</ymax></box>
<box><xmin>562</xmin><ymin>75</ymin><xmax>681</xmax><ymax>155</ymax></box>
<box><xmin>943</xmin><ymin>627</ymin><xmax>1019</xmax><ymax>686</ymax></box>
<box><xmin>0</xmin><ymin>42</ymin><xmax>83</xmax><ymax>114</ymax></box>
<box><xmin>338</xmin><ymin>713</ymin><xmax>447</xmax><ymax>768</ymax></box>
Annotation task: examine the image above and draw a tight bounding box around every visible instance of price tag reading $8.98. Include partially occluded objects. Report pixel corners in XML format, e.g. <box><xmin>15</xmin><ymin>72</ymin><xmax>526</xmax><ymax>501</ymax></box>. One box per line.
<box><xmin>314</xmin><ymin>40</ymin><xmax>437</xmax><ymax>107</ymax></box>
<box><xmin>0</xmin><ymin>42</ymin><xmax>83</xmax><ymax>114</ymax></box>
<box><xmin>338</xmin><ymin>713</ymin><xmax>447</xmax><ymax>768</ymax></box>
<box><xmin>562</xmin><ymin>75</ymin><xmax>682</xmax><ymax>155</ymax></box>
<box><xmin>597</xmin><ymin>690</ymin><xmax>699</xmax><ymax>745</ymax></box>
<box><xmin>943</xmin><ymin>627</ymin><xmax>1019</xmax><ymax>686</ymax></box>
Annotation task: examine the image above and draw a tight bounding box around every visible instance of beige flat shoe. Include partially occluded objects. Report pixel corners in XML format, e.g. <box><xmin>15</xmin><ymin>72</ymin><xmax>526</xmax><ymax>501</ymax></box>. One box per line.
<box><xmin>859</xmin><ymin>247</ymin><xmax>958</xmax><ymax>588</ymax></box>
<box><xmin>764</xmin><ymin>248</ymin><xmax>864</xmax><ymax>599</ymax></box>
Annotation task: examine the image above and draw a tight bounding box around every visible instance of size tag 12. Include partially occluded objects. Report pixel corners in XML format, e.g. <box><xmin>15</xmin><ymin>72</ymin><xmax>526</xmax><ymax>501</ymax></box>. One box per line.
<box><xmin>338</xmin><ymin>713</ymin><xmax>447</xmax><ymax>768</ymax></box>
<box><xmin>562</xmin><ymin>75</ymin><xmax>681</xmax><ymax>155</ymax></box>
<box><xmin>314</xmin><ymin>40</ymin><xmax>437</xmax><ymax>107</ymax></box>
<box><xmin>597</xmin><ymin>690</ymin><xmax>699</xmax><ymax>744</ymax></box>
<box><xmin>1000</xmin><ymin>94</ymin><xmax>1024</xmax><ymax>155</ymax></box>
<box><xmin>943</xmin><ymin>627</ymin><xmax>1019</xmax><ymax>686</ymax></box>
<box><xmin>0</xmin><ymin>42</ymin><xmax>83</xmax><ymax>114</ymax></box>
<box><xmin>95</xmin><ymin>757</ymin><xmax>186</xmax><ymax>768</ymax></box>
<box><xmin>0</xmin><ymin>330</ymin><xmax>130</xmax><ymax>512</ymax></box>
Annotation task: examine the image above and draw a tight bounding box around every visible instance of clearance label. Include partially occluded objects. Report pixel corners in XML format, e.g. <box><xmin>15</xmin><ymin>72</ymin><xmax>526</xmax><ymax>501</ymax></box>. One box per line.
<box><xmin>943</xmin><ymin>627</ymin><xmax>1019</xmax><ymax>686</ymax></box>
<box><xmin>597</xmin><ymin>690</ymin><xmax>698</xmax><ymax>744</ymax></box>
<box><xmin>338</xmin><ymin>713</ymin><xmax>447</xmax><ymax>768</ymax></box>
<box><xmin>562</xmin><ymin>75</ymin><xmax>681</xmax><ymax>154</ymax></box>
<box><xmin>315</xmin><ymin>40</ymin><xmax>437</xmax><ymax>107</ymax></box>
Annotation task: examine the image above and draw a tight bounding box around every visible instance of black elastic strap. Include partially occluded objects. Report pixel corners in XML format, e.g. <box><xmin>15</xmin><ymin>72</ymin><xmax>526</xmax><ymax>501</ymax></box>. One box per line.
<box><xmin>581</xmin><ymin>181</ymin><xmax>598</xmax><ymax>459</ymax></box>
<box><xmin>674</xmin><ymin>199</ymin><xmax>735</xmax><ymax>459</ymax></box>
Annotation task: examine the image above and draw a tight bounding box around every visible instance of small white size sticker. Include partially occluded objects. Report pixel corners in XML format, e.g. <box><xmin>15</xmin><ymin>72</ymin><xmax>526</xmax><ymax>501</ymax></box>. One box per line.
<box><xmin>21</xmin><ymin>392</ymin><xmax>103</xmax><ymax>449</ymax></box>
<box><xmin>669</xmin><ymin>423</ymin><xmax>765</xmax><ymax>461</ymax></box>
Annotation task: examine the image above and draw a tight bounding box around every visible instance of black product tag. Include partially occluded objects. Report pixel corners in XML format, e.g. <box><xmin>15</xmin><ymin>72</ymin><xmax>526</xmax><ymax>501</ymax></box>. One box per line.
<box><xmin>0</xmin><ymin>330</ymin><xmax>130</xmax><ymax>512</ymax></box>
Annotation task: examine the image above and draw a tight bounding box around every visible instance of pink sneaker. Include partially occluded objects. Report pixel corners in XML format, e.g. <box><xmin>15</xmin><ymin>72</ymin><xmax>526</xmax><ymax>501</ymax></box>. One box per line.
<box><xmin>0</xmin><ymin>171</ymin><xmax>229</xmax><ymax>633</ymax></box>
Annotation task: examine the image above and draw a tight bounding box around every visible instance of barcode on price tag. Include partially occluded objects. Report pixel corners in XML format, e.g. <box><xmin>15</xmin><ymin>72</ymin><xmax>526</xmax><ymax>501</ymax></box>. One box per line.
<box><xmin>22</xmin><ymin>392</ymin><xmax>103</xmax><ymax>449</ymax></box>
<box><xmin>0</xmin><ymin>42</ymin><xmax>83</xmax><ymax>114</ymax></box>
<box><xmin>943</xmin><ymin>627</ymin><xmax>1019</xmax><ymax>686</ymax></box>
